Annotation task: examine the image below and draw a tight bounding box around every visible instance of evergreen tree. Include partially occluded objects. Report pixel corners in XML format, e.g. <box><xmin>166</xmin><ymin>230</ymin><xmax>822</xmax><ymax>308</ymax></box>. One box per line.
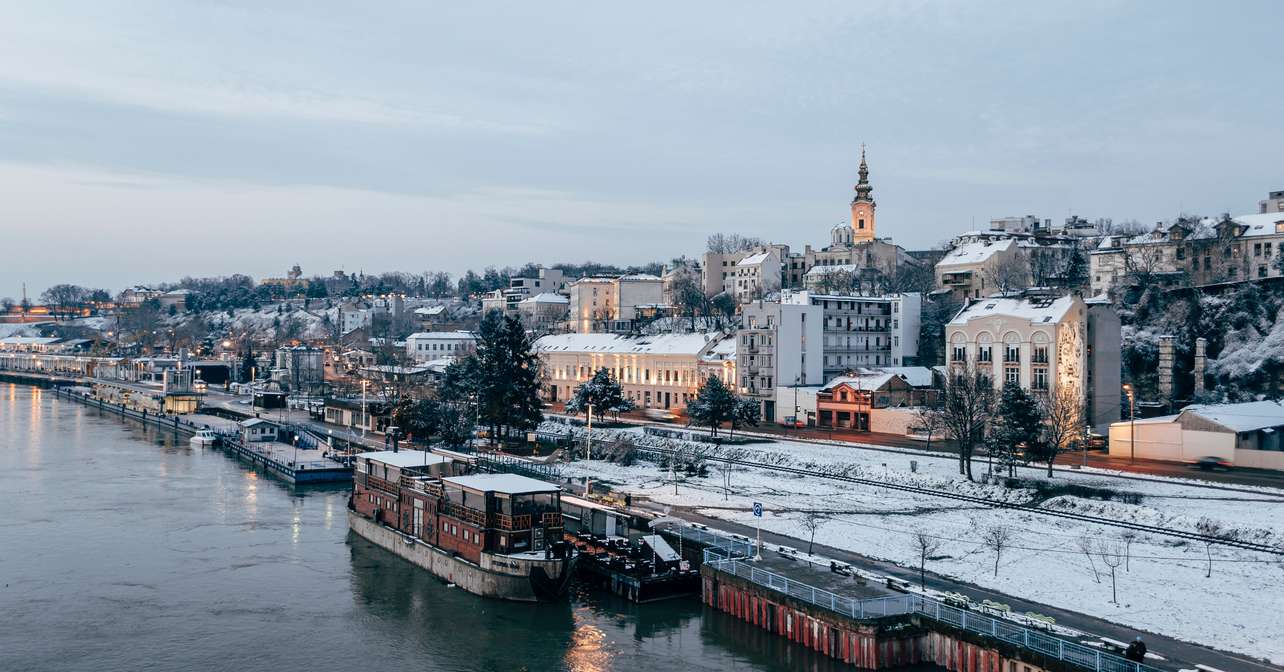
<box><xmin>240</xmin><ymin>348</ymin><xmax>256</xmax><ymax>383</ymax></box>
<box><xmin>474</xmin><ymin>310</ymin><xmax>544</xmax><ymax>444</ymax></box>
<box><xmin>392</xmin><ymin>398</ymin><xmax>442</xmax><ymax>444</ymax></box>
<box><xmin>990</xmin><ymin>381</ymin><xmax>1043</xmax><ymax>476</ymax></box>
<box><xmin>728</xmin><ymin>397</ymin><xmax>760</xmax><ymax>439</ymax></box>
<box><xmin>566</xmin><ymin>367</ymin><xmax>635</xmax><ymax>420</ymax></box>
<box><xmin>687</xmin><ymin>375</ymin><xmax>737</xmax><ymax>437</ymax></box>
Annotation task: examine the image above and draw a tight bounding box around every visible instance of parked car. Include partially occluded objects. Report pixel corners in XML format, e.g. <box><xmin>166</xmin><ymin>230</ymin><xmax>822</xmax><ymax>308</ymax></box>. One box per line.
<box><xmin>644</xmin><ymin>408</ymin><xmax>679</xmax><ymax>422</ymax></box>
<box><xmin>1191</xmin><ymin>456</ymin><xmax>1232</xmax><ymax>471</ymax></box>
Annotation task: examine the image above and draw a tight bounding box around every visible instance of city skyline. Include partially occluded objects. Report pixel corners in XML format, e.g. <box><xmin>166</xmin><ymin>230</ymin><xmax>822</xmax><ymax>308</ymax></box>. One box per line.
<box><xmin>3</xmin><ymin>2</ymin><xmax>1282</xmax><ymax>296</ymax></box>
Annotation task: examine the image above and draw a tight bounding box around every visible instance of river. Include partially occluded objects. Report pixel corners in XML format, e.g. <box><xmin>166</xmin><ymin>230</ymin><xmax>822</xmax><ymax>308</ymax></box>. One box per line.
<box><xmin>1</xmin><ymin>384</ymin><xmax>945</xmax><ymax>672</ymax></box>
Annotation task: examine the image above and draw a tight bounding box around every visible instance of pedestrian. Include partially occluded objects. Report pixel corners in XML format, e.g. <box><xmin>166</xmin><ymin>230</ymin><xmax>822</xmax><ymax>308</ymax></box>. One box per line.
<box><xmin>1124</xmin><ymin>636</ymin><xmax>1147</xmax><ymax>662</ymax></box>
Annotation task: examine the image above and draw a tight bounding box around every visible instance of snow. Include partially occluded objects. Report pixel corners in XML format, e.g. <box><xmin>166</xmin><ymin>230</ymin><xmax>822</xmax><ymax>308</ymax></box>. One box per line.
<box><xmin>736</xmin><ymin>252</ymin><xmax>771</xmax><ymax>266</ymax></box>
<box><xmin>535</xmin><ymin>332</ymin><xmax>730</xmax><ymax>356</ymax></box>
<box><xmin>803</xmin><ymin>263</ymin><xmax>862</xmax><ymax>277</ymax></box>
<box><xmin>937</xmin><ymin>238</ymin><xmax>1016</xmax><ymax>268</ymax></box>
<box><xmin>1177</xmin><ymin>400</ymin><xmax>1284</xmax><ymax>433</ymax></box>
<box><xmin>550</xmin><ymin>423</ymin><xmax>1284</xmax><ymax>663</ymax></box>
<box><xmin>950</xmin><ymin>295</ymin><xmax>1077</xmax><ymax>325</ymax></box>
<box><xmin>821</xmin><ymin>372</ymin><xmax>900</xmax><ymax>392</ymax></box>
<box><xmin>518</xmin><ymin>293</ymin><xmax>569</xmax><ymax>305</ymax></box>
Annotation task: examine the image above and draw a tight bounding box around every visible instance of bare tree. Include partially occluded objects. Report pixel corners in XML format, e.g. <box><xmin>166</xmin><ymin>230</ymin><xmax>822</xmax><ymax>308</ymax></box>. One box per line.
<box><xmin>1097</xmin><ymin>541</ymin><xmax>1125</xmax><ymax>604</ymax></box>
<box><xmin>800</xmin><ymin>510</ymin><xmax>829</xmax><ymax>556</ymax></box>
<box><xmin>984</xmin><ymin>254</ymin><xmax>1030</xmax><ymax>296</ymax></box>
<box><xmin>1038</xmin><ymin>387</ymin><xmax>1085</xmax><ymax>477</ymax></box>
<box><xmin>707</xmin><ymin>233</ymin><xmax>765</xmax><ymax>255</ymax></box>
<box><xmin>1195</xmin><ymin>517</ymin><xmax>1227</xmax><ymax>578</ymax></box>
<box><xmin>911</xmin><ymin>531</ymin><xmax>943</xmax><ymax>589</ymax></box>
<box><xmin>940</xmin><ymin>365</ymin><xmax>995</xmax><ymax>480</ymax></box>
<box><xmin>1077</xmin><ymin>535</ymin><xmax>1102</xmax><ymax>583</ymax></box>
<box><xmin>913</xmin><ymin>403</ymin><xmax>946</xmax><ymax>453</ymax></box>
<box><xmin>1120</xmin><ymin>531</ymin><xmax>1137</xmax><ymax>572</ymax></box>
<box><xmin>982</xmin><ymin>525</ymin><xmax>1013</xmax><ymax>577</ymax></box>
<box><xmin>716</xmin><ymin>446</ymin><xmax>747</xmax><ymax>501</ymax></box>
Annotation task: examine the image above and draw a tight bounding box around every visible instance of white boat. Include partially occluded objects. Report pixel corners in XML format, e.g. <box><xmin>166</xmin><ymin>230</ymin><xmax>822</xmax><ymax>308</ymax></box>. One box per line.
<box><xmin>190</xmin><ymin>429</ymin><xmax>219</xmax><ymax>447</ymax></box>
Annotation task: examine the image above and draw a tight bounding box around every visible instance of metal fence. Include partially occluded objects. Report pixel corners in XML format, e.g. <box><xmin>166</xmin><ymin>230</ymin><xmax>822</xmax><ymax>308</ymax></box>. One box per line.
<box><xmin>698</xmin><ymin>540</ymin><xmax>1163</xmax><ymax>672</ymax></box>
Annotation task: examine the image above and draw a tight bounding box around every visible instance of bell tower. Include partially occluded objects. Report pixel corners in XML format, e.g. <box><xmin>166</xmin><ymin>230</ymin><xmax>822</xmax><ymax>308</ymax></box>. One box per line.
<box><xmin>850</xmin><ymin>145</ymin><xmax>876</xmax><ymax>242</ymax></box>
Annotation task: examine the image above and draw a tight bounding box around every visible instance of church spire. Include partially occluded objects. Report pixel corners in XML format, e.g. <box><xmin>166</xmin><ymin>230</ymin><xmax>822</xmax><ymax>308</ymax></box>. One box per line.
<box><xmin>853</xmin><ymin>144</ymin><xmax>873</xmax><ymax>203</ymax></box>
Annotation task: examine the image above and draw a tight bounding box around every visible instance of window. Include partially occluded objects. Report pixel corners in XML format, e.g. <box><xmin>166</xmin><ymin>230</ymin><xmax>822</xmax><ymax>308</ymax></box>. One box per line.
<box><xmin>1004</xmin><ymin>343</ymin><xmax>1020</xmax><ymax>363</ymax></box>
<box><xmin>1033</xmin><ymin>346</ymin><xmax>1048</xmax><ymax>364</ymax></box>
<box><xmin>1255</xmin><ymin>243</ymin><xmax>1262</xmax><ymax>257</ymax></box>
<box><xmin>952</xmin><ymin>346</ymin><xmax>966</xmax><ymax>362</ymax></box>
<box><xmin>978</xmin><ymin>346</ymin><xmax>992</xmax><ymax>362</ymax></box>
<box><xmin>1004</xmin><ymin>366</ymin><xmax>1020</xmax><ymax>385</ymax></box>
<box><xmin>1032</xmin><ymin>368</ymin><xmax>1048</xmax><ymax>390</ymax></box>
<box><xmin>1260</xmin><ymin>266</ymin><xmax>1268</xmax><ymax>278</ymax></box>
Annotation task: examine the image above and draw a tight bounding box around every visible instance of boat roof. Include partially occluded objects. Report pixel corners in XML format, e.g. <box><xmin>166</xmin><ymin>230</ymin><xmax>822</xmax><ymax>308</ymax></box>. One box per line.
<box><xmin>442</xmin><ymin>473</ymin><xmax>560</xmax><ymax>495</ymax></box>
<box><xmin>359</xmin><ymin>450</ymin><xmax>451</xmax><ymax>468</ymax></box>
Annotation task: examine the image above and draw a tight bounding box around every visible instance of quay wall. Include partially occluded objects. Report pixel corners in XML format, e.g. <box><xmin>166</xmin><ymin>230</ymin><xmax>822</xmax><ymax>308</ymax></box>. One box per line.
<box><xmin>703</xmin><ymin>566</ymin><xmax>1054</xmax><ymax>672</ymax></box>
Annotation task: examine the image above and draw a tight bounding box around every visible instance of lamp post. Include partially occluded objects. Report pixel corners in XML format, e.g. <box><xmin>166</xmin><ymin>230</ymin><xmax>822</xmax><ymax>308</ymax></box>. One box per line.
<box><xmin>1122</xmin><ymin>384</ymin><xmax>1136</xmax><ymax>463</ymax></box>
<box><xmin>361</xmin><ymin>379</ymin><xmax>369</xmax><ymax>439</ymax></box>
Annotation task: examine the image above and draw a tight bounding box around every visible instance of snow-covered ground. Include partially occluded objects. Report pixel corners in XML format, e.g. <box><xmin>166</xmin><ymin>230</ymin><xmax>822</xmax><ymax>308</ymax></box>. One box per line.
<box><xmin>550</xmin><ymin>424</ymin><xmax>1284</xmax><ymax>664</ymax></box>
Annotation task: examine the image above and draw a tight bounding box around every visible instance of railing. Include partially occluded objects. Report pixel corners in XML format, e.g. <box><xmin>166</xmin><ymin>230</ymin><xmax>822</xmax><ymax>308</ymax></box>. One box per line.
<box><xmin>365</xmin><ymin>474</ymin><xmax>400</xmax><ymax>494</ymax></box>
<box><xmin>494</xmin><ymin>512</ymin><xmax>533</xmax><ymax>530</ymax></box>
<box><xmin>688</xmin><ymin>529</ymin><xmax>1163</xmax><ymax>672</ymax></box>
<box><xmin>442</xmin><ymin>501</ymin><xmax>487</xmax><ymax>526</ymax></box>
<box><xmin>542</xmin><ymin>512</ymin><xmax>563</xmax><ymax>527</ymax></box>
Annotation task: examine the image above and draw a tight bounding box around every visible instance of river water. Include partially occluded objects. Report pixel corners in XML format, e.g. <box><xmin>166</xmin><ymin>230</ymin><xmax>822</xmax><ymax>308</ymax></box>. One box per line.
<box><xmin>1</xmin><ymin>385</ymin><xmax>941</xmax><ymax>672</ymax></box>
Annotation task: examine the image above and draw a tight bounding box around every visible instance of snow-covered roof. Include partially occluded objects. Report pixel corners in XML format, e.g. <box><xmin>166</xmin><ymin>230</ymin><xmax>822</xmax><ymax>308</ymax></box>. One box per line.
<box><xmin>821</xmin><ymin>372</ymin><xmax>901</xmax><ymax>392</ymax></box>
<box><xmin>936</xmin><ymin>238</ymin><xmax>1015</xmax><ymax>268</ymax></box>
<box><xmin>1232</xmin><ymin>212</ymin><xmax>1284</xmax><ymax>238</ymax></box>
<box><xmin>736</xmin><ymin>252</ymin><xmax>770</xmax><ymax>266</ymax></box>
<box><xmin>871</xmin><ymin>366</ymin><xmax>935</xmax><ymax>388</ymax></box>
<box><xmin>949</xmin><ymin>294</ymin><xmax>1078</xmax><ymax>326</ymax></box>
<box><xmin>0</xmin><ymin>336</ymin><xmax>61</xmax><ymax>346</ymax></box>
<box><xmin>239</xmin><ymin>418</ymin><xmax>273</xmax><ymax>428</ymax></box>
<box><xmin>359</xmin><ymin>450</ymin><xmax>451</xmax><ymax>468</ymax></box>
<box><xmin>518</xmin><ymin>292</ymin><xmax>569</xmax><ymax>305</ymax></box>
<box><xmin>619</xmin><ymin>273</ymin><xmax>661</xmax><ymax>281</ymax></box>
<box><xmin>442</xmin><ymin>473</ymin><xmax>559</xmax><ymax>495</ymax></box>
<box><xmin>1180</xmin><ymin>401</ymin><xmax>1284</xmax><ymax>433</ymax></box>
<box><xmin>535</xmin><ymin>332</ymin><xmax>729</xmax><ymax>357</ymax></box>
<box><xmin>803</xmin><ymin>263</ymin><xmax>860</xmax><ymax>278</ymax></box>
<box><xmin>414</xmin><ymin>305</ymin><xmax>446</xmax><ymax>315</ymax></box>
<box><xmin>406</xmin><ymin>331</ymin><xmax>475</xmax><ymax>340</ymax></box>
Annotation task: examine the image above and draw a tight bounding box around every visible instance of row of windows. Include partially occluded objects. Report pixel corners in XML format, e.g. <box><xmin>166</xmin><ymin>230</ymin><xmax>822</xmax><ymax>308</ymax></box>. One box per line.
<box><xmin>953</xmin><ymin>367</ymin><xmax>1049</xmax><ymax>390</ymax></box>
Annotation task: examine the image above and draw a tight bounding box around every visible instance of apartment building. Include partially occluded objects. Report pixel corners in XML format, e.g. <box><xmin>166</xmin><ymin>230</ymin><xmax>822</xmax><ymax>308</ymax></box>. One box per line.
<box><xmin>736</xmin><ymin>299</ymin><xmax>823</xmax><ymax>422</ymax></box>
<box><xmin>781</xmin><ymin>290</ymin><xmax>921</xmax><ymax>379</ymax></box>
<box><xmin>405</xmin><ymin>331</ymin><xmax>476</xmax><ymax>364</ymax></box>
<box><xmin>945</xmin><ymin>290</ymin><xmax>1120</xmax><ymax>432</ymax></box>
<box><xmin>566</xmin><ymin>275</ymin><xmax>664</xmax><ymax>333</ymax></box>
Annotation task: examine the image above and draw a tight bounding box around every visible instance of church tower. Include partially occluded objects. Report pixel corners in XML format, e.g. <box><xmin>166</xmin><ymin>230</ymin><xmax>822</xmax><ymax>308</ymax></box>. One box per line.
<box><xmin>850</xmin><ymin>146</ymin><xmax>876</xmax><ymax>242</ymax></box>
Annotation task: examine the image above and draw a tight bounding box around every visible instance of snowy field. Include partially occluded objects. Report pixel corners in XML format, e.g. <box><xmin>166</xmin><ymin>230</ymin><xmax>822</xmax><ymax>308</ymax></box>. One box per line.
<box><xmin>549</xmin><ymin>423</ymin><xmax>1284</xmax><ymax>664</ymax></box>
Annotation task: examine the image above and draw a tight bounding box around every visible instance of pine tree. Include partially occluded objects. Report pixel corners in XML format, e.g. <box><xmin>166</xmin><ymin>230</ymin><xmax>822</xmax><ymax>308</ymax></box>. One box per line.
<box><xmin>990</xmin><ymin>381</ymin><xmax>1043</xmax><ymax>476</ymax></box>
<box><xmin>728</xmin><ymin>397</ymin><xmax>760</xmax><ymax>439</ymax></box>
<box><xmin>567</xmin><ymin>367</ymin><xmax>635</xmax><ymax>420</ymax></box>
<box><xmin>688</xmin><ymin>375</ymin><xmax>737</xmax><ymax>437</ymax></box>
<box><xmin>240</xmin><ymin>348</ymin><xmax>256</xmax><ymax>383</ymax></box>
<box><xmin>473</xmin><ymin>310</ymin><xmax>544</xmax><ymax>444</ymax></box>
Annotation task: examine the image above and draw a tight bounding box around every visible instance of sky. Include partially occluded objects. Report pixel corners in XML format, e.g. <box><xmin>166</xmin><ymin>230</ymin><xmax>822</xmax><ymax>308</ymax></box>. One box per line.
<box><xmin>1</xmin><ymin>1</ymin><xmax>1281</xmax><ymax>297</ymax></box>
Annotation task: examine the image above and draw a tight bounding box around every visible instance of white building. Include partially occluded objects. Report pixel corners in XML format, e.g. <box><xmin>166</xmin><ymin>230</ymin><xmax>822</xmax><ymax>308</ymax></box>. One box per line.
<box><xmin>1108</xmin><ymin>400</ymin><xmax>1284</xmax><ymax>472</ymax></box>
<box><xmin>730</xmin><ymin>249</ymin><xmax>784</xmax><ymax>303</ymax></box>
<box><xmin>781</xmin><ymin>290</ymin><xmax>920</xmax><ymax>378</ymax></box>
<box><xmin>946</xmin><ymin>291</ymin><xmax>1121</xmax><ymax>432</ymax></box>
<box><xmin>566</xmin><ymin>275</ymin><xmax>664</xmax><ymax>333</ymax></box>
<box><xmin>535</xmin><ymin>332</ymin><xmax>736</xmax><ymax>412</ymax></box>
<box><xmin>516</xmin><ymin>293</ymin><xmax>570</xmax><ymax>331</ymax></box>
<box><xmin>736</xmin><ymin>299</ymin><xmax>823</xmax><ymax>422</ymax></box>
<box><xmin>405</xmin><ymin>331</ymin><xmax>476</xmax><ymax>363</ymax></box>
<box><xmin>935</xmin><ymin>233</ymin><xmax>1022</xmax><ymax>301</ymax></box>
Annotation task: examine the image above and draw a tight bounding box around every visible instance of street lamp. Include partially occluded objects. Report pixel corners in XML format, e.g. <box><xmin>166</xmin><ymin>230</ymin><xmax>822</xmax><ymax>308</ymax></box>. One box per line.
<box><xmin>1122</xmin><ymin>384</ymin><xmax>1136</xmax><ymax>463</ymax></box>
<box><xmin>361</xmin><ymin>379</ymin><xmax>369</xmax><ymax>439</ymax></box>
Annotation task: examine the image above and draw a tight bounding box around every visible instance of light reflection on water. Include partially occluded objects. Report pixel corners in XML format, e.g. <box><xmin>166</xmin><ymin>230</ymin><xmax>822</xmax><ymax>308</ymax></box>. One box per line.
<box><xmin>0</xmin><ymin>384</ymin><xmax>941</xmax><ymax>672</ymax></box>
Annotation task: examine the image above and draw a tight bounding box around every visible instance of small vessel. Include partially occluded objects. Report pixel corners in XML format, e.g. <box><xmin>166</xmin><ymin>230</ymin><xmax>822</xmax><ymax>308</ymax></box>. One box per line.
<box><xmin>190</xmin><ymin>428</ymin><xmax>219</xmax><ymax>447</ymax></box>
<box><xmin>348</xmin><ymin>450</ymin><xmax>575</xmax><ymax>602</ymax></box>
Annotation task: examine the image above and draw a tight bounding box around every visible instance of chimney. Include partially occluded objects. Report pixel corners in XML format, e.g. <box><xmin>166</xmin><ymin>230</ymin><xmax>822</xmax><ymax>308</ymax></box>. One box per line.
<box><xmin>1193</xmin><ymin>337</ymin><xmax>1208</xmax><ymax>396</ymax></box>
<box><xmin>1158</xmin><ymin>335</ymin><xmax>1175</xmax><ymax>406</ymax></box>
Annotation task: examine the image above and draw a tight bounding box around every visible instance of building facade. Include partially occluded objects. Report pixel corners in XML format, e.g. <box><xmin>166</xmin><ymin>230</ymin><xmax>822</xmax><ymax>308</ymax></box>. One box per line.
<box><xmin>945</xmin><ymin>291</ymin><xmax>1121</xmax><ymax>432</ymax></box>
<box><xmin>405</xmin><ymin>331</ymin><xmax>476</xmax><ymax>364</ymax></box>
<box><xmin>535</xmin><ymin>332</ymin><xmax>735</xmax><ymax>412</ymax></box>
<box><xmin>736</xmin><ymin>299</ymin><xmax>823</xmax><ymax>422</ymax></box>
<box><xmin>781</xmin><ymin>290</ymin><xmax>921</xmax><ymax>378</ymax></box>
<box><xmin>566</xmin><ymin>275</ymin><xmax>664</xmax><ymax>333</ymax></box>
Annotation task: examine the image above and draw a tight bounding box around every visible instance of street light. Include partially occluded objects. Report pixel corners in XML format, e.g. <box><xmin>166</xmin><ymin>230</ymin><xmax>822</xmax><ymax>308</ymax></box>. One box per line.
<box><xmin>361</xmin><ymin>379</ymin><xmax>369</xmax><ymax>439</ymax></box>
<box><xmin>1122</xmin><ymin>384</ymin><xmax>1136</xmax><ymax>463</ymax></box>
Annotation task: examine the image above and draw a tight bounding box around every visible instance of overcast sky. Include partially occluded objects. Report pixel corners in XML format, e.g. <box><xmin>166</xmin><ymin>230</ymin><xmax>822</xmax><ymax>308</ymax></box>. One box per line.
<box><xmin>1</xmin><ymin>1</ymin><xmax>1281</xmax><ymax>297</ymax></box>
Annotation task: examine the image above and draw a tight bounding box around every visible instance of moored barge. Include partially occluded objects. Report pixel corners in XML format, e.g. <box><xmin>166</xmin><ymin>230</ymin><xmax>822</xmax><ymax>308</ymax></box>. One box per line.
<box><xmin>348</xmin><ymin>450</ymin><xmax>575</xmax><ymax>602</ymax></box>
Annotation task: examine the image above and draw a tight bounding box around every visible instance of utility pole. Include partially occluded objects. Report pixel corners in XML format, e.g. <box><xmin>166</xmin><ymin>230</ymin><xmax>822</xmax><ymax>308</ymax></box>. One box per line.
<box><xmin>361</xmin><ymin>379</ymin><xmax>369</xmax><ymax>439</ymax></box>
<box><xmin>1123</xmin><ymin>384</ymin><xmax>1136</xmax><ymax>463</ymax></box>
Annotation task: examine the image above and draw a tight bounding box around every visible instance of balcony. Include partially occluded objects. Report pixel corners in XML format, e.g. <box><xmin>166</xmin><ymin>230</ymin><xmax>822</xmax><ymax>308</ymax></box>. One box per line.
<box><xmin>443</xmin><ymin>501</ymin><xmax>487</xmax><ymax>526</ymax></box>
<box><xmin>365</xmin><ymin>474</ymin><xmax>400</xmax><ymax>495</ymax></box>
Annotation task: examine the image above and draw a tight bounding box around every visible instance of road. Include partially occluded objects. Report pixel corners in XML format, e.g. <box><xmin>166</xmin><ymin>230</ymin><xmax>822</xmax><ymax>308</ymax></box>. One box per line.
<box><xmin>641</xmin><ymin>501</ymin><xmax>1281</xmax><ymax>672</ymax></box>
<box><xmin>571</xmin><ymin>407</ymin><xmax>1284</xmax><ymax>490</ymax></box>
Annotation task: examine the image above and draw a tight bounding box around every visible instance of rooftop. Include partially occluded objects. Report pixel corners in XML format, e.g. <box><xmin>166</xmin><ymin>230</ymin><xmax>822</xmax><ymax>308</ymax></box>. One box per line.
<box><xmin>936</xmin><ymin>238</ymin><xmax>1016</xmax><ymax>268</ymax></box>
<box><xmin>442</xmin><ymin>473</ymin><xmax>560</xmax><ymax>495</ymax></box>
<box><xmin>535</xmin><ymin>332</ymin><xmax>728</xmax><ymax>356</ymax></box>
<box><xmin>1181</xmin><ymin>400</ymin><xmax>1284</xmax><ymax>433</ymax></box>
<box><xmin>407</xmin><ymin>330</ymin><xmax>475</xmax><ymax>339</ymax></box>
<box><xmin>359</xmin><ymin>450</ymin><xmax>451</xmax><ymax>468</ymax></box>
<box><xmin>949</xmin><ymin>294</ymin><xmax>1078</xmax><ymax>326</ymax></box>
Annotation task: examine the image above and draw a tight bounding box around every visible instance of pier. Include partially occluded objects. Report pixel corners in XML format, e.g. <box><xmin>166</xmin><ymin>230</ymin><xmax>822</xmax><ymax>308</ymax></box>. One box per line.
<box><xmin>664</xmin><ymin>526</ymin><xmax>1164</xmax><ymax>672</ymax></box>
<box><xmin>50</xmin><ymin>386</ymin><xmax>350</xmax><ymax>484</ymax></box>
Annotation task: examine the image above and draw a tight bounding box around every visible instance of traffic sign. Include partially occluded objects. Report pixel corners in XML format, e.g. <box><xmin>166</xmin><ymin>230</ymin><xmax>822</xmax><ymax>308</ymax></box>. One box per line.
<box><xmin>752</xmin><ymin>502</ymin><xmax>763</xmax><ymax>518</ymax></box>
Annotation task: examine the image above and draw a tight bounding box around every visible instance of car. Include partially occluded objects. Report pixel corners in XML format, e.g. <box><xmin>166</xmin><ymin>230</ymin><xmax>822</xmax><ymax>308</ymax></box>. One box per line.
<box><xmin>644</xmin><ymin>408</ymin><xmax>679</xmax><ymax>421</ymax></box>
<box><xmin>1191</xmin><ymin>456</ymin><xmax>1232</xmax><ymax>471</ymax></box>
<box><xmin>777</xmin><ymin>416</ymin><xmax>805</xmax><ymax>429</ymax></box>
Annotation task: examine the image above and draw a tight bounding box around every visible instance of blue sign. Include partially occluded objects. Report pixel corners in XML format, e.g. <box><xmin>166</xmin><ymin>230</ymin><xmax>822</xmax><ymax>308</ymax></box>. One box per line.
<box><xmin>752</xmin><ymin>502</ymin><xmax>763</xmax><ymax>518</ymax></box>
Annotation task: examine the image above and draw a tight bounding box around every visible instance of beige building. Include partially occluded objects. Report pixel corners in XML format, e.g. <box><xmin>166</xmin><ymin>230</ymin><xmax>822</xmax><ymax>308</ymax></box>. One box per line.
<box><xmin>566</xmin><ymin>275</ymin><xmax>664</xmax><ymax>333</ymax></box>
<box><xmin>516</xmin><ymin>293</ymin><xmax>569</xmax><ymax>332</ymax></box>
<box><xmin>946</xmin><ymin>291</ymin><xmax>1120</xmax><ymax>432</ymax></box>
<box><xmin>935</xmin><ymin>233</ymin><xmax>1022</xmax><ymax>301</ymax></box>
<box><xmin>1108</xmin><ymin>401</ymin><xmax>1284</xmax><ymax>472</ymax></box>
<box><xmin>535</xmin><ymin>332</ymin><xmax>736</xmax><ymax>412</ymax></box>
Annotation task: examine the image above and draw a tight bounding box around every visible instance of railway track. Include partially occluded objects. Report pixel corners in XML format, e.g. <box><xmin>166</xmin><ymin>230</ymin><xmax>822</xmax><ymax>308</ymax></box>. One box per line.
<box><xmin>630</xmin><ymin>444</ymin><xmax>1284</xmax><ymax>556</ymax></box>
